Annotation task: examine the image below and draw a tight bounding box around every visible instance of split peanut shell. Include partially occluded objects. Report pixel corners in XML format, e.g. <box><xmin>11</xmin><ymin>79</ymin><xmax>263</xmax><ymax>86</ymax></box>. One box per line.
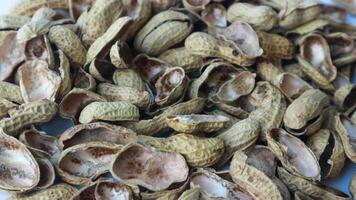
<box><xmin>78</xmin><ymin>101</ymin><xmax>140</xmax><ymax>124</ymax></box>
<box><xmin>18</xmin><ymin>60</ymin><xmax>61</xmax><ymax>103</ymax></box>
<box><xmin>183</xmin><ymin>0</ymin><xmax>210</xmax><ymax>12</ymax></box>
<box><xmin>272</xmin><ymin>72</ymin><xmax>312</xmax><ymax>101</ymax></box>
<box><xmin>36</xmin><ymin>158</ymin><xmax>56</xmax><ymax>189</ymax></box>
<box><xmin>59</xmin><ymin>122</ymin><xmax>137</xmax><ymax>150</ymax></box>
<box><xmin>10</xmin><ymin>183</ymin><xmax>77</xmax><ymax>200</ymax></box>
<box><xmin>95</xmin><ymin>180</ymin><xmax>134</xmax><ymax>200</ymax></box>
<box><xmin>139</xmin><ymin>133</ymin><xmax>224</xmax><ymax>167</ymax></box>
<box><xmin>110</xmin><ymin>143</ymin><xmax>188</xmax><ymax>191</ymax></box>
<box><xmin>57</xmin><ymin>141</ymin><xmax>122</xmax><ymax>185</ymax></box>
<box><xmin>123</xmin><ymin>0</ymin><xmax>152</xmax><ymax>40</ymax></box>
<box><xmin>334</xmin><ymin>114</ymin><xmax>356</xmax><ymax>162</ymax></box>
<box><xmin>0</xmin><ymin>81</ymin><xmax>24</xmax><ymax>104</ymax></box>
<box><xmin>166</xmin><ymin>114</ymin><xmax>229</xmax><ymax>133</ymax></box>
<box><xmin>245</xmin><ymin>145</ymin><xmax>277</xmax><ymax>178</ymax></box>
<box><xmin>279</xmin><ymin>3</ymin><xmax>322</xmax><ymax>29</ymax></box>
<box><xmin>267</xmin><ymin>128</ymin><xmax>321</xmax><ymax>180</ymax></box>
<box><xmin>140</xmin><ymin>179</ymin><xmax>188</xmax><ymax>200</ymax></box>
<box><xmin>230</xmin><ymin>151</ymin><xmax>283</xmax><ymax>200</ymax></box>
<box><xmin>201</xmin><ymin>3</ymin><xmax>227</xmax><ymax>36</ymax></box>
<box><xmin>257</xmin><ymin>31</ymin><xmax>295</xmax><ymax>59</ymax></box>
<box><xmin>350</xmin><ymin>173</ymin><xmax>356</xmax><ymax>199</ymax></box>
<box><xmin>113</xmin><ymin>68</ymin><xmax>146</xmax><ymax>91</ymax></box>
<box><xmin>0</xmin><ymin>130</ymin><xmax>40</xmax><ymax>192</ymax></box>
<box><xmin>109</xmin><ymin>41</ymin><xmax>132</xmax><ymax>69</ymax></box>
<box><xmin>73</xmin><ymin>67</ymin><xmax>97</xmax><ymax>91</ymax></box>
<box><xmin>334</xmin><ymin>84</ymin><xmax>356</xmax><ymax>112</ymax></box>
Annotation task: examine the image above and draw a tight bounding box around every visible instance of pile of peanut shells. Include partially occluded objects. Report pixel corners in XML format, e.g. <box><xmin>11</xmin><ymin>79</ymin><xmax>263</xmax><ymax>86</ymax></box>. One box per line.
<box><xmin>0</xmin><ymin>0</ymin><xmax>355</xmax><ymax>199</ymax></box>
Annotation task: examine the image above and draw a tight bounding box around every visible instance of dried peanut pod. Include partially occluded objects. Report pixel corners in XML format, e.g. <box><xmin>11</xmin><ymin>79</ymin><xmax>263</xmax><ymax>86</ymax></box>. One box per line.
<box><xmin>350</xmin><ymin>173</ymin><xmax>356</xmax><ymax>199</ymax></box>
<box><xmin>57</xmin><ymin>50</ymin><xmax>72</xmax><ymax>99</ymax></box>
<box><xmin>0</xmin><ymin>98</ymin><xmax>16</xmax><ymax>118</ymax></box>
<box><xmin>256</xmin><ymin>58</ymin><xmax>283</xmax><ymax>82</ymax></box>
<box><xmin>0</xmin><ymin>100</ymin><xmax>57</xmax><ymax>136</ymax></box>
<box><xmin>48</xmin><ymin>25</ymin><xmax>87</xmax><ymax>65</ymax></box>
<box><xmin>155</xmin><ymin>67</ymin><xmax>188</xmax><ymax>106</ymax></box>
<box><xmin>98</xmin><ymin>83</ymin><xmax>151</xmax><ymax>109</ymax></box>
<box><xmin>307</xmin><ymin>129</ymin><xmax>345</xmax><ymax>178</ymax></box>
<box><xmin>248</xmin><ymin>81</ymin><xmax>286</xmax><ymax>140</ymax></box>
<box><xmin>0</xmin><ymin>130</ymin><xmax>39</xmax><ymax>192</ymax></box>
<box><xmin>111</xmin><ymin>143</ymin><xmax>188</xmax><ymax>191</ymax></box>
<box><xmin>59</xmin><ymin>88</ymin><xmax>106</xmax><ymax>120</ymax></box>
<box><xmin>230</xmin><ymin>151</ymin><xmax>283</xmax><ymax>200</ymax></box>
<box><xmin>10</xmin><ymin>0</ymin><xmax>68</xmax><ymax>16</ymax></box>
<box><xmin>79</xmin><ymin>101</ymin><xmax>139</xmax><ymax>124</ymax></box>
<box><xmin>185</xmin><ymin>32</ymin><xmax>255</xmax><ymax>67</ymax></box>
<box><xmin>213</xmin><ymin>100</ymin><xmax>250</xmax><ymax>119</ymax></box>
<box><xmin>0</xmin><ymin>32</ymin><xmax>26</xmax><ymax>81</ymax></box>
<box><xmin>272</xmin><ymin>72</ymin><xmax>312</xmax><ymax>101</ymax></box>
<box><xmin>123</xmin><ymin>98</ymin><xmax>205</xmax><ymax>135</ymax></box>
<box><xmin>151</xmin><ymin>0</ymin><xmax>180</xmax><ymax>13</ymax></box>
<box><xmin>227</xmin><ymin>3</ymin><xmax>277</xmax><ymax>31</ymax></box>
<box><xmin>134</xmin><ymin>10</ymin><xmax>193</xmax><ymax>56</ymax></box>
<box><xmin>334</xmin><ymin>84</ymin><xmax>355</xmax><ymax>112</ymax></box>
<box><xmin>286</xmin><ymin>19</ymin><xmax>329</xmax><ymax>36</ymax></box>
<box><xmin>201</xmin><ymin>3</ymin><xmax>227</xmax><ymax>36</ymax></box>
<box><xmin>0</xmin><ymin>81</ymin><xmax>24</xmax><ymax>104</ymax></box>
<box><xmin>257</xmin><ymin>31</ymin><xmax>295</xmax><ymax>59</ymax></box>
<box><xmin>217</xmin><ymin>117</ymin><xmax>260</xmax><ymax>165</ymax></box>
<box><xmin>69</xmin><ymin>0</ymin><xmax>95</xmax><ymax>20</ymax></box>
<box><xmin>16</xmin><ymin>17</ymin><xmax>51</xmax><ymax>44</ymax></box>
<box><xmin>139</xmin><ymin>133</ymin><xmax>224</xmax><ymax>167</ymax></box>
<box><xmin>183</xmin><ymin>0</ymin><xmax>210</xmax><ymax>12</ymax></box>
<box><xmin>279</xmin><ymin>3</ymin><xmax>322</xmax><ymax>29</ymax></box>
<box><xmin>88</xmin><ymin>59</ymin><xmax>116</xmax><ymax>82</ymax></box>
<box><xmin>19</xmin><ymin>128</ymin><xmax>61</xmax><ymax>163</ymax></box>
<box><xmin>71</xmin><ymin>181</ymin><xmax>97</xmax><ymax>200</ymax></box>
<box><xmin>81</xmin><ymin>0</ymin><xmax>124</xmax><ymax>47</ymax></box>
<box><xmin>95</xmin><ymin>180</ymin><xmax>134</xmax><ymax>200</ymax></box>
<box><xmin>166</xmin><ymin>114</ymin><xmax>229</xmax><ymax>133</ymax></box>
<box><xmin>0</xmin><ymin>15</ymin><xmax>30</xmax><ymax>30</ymax></box>
<box><xmin>294</xmin><ymin>191</ymin><xmax>314</xmax><ymax>200</ymax></box>
<box><xmin>113</xmin><ymin>68</ymin><xmax>146</xmax><ymax>91</ymax></box>
<box><xmin>59</xmin><ymin>122</ymin><xmax>137</xmax><ymax>150</ymax></box>
<box><xmin>215</xmin><ymin>71</ymin><xmax>256</xmax><ymax>103</ymax></box>
<box><xmin>158</xmin><ymin>47</ymin><xmax>206</xmax><ymax>73</ymax></box>
<box><xmin>36</xmin><ymin>158</ymin><xmax>55</xmax><ymax>189</ymax></box>
<box><xmin>326</xmin><ymin>32</ymin><xmax>354</xmax><ymax>58</ymax></box>
<box><xmin>245</xmin><ymin>145</ymin><xmax>277</xmax><ymax>178</ymax></box>
<box><xmin>334</xmin><ymin>114</ymin><xmax>356</xmax><ymax>162</ymax></box>
<box><xmin>141</xmin><ymin>180</ymin><xmax>188</xmax><ymax>200</ymax></box>
<box><xmin>57</xmin><ymin>141</ymin><xmax>122</xmax><ymax>185</ymax></box>
<box><xmin>10</xmin><ymin>183</ymin><xmax>77</xmax><ymax>200</ymax></box>
<box><xmin>221</xmin><ymin>21</ymin><xmax>263</xmax><ymax>59</ymax></box>
<box><xmin>73</xmin><ymin>67</ymin><xmax>97</xmax><ymax>91</ymax></box>
<box><xmin>267</xmin><ymin>128</ymin><xmax>321</xmax><ymax>180</ymax></box>
<box><xmin>24</xmin><ymin>36</ymin><xmax>54</xmax><ymax>67</ymax></box>
<box><xmin>190</xmin><ymin>169</ymin><xmax>254</xmax><ymax>199</ymax></box>
<box><xmin>283</xmin><ymin>89</ymin><xmax>328</xmax><ymax>133</ymax></box>
<box><xmin>109</xmin><ymin>41</ymin><xmax>132</xmax><ymax>69</ymax></box>
<box><xmin>177</xmin><ymin>187</ymin><xmax>200</xmax><ymax>200</ymax></box>
<box><xmin>123</xmin><ymin>0</ymin><xmax>152</xmax><ymax>39</ymax></box>
<box><xmin>86</xmin><ymin>16</ymin><xmax>132</xmax><ymax>65</ymax></box>
<box><xmin>18</xmin><ymin>60</ymin><xmax>61</xmax><ymax>103</ymax></box>
<box><xmin>189</xmin><ymin>61</ymin><xmax>239</xmax><ymax>99</ymax></box>
<box><xmin>277</xmin><ymin>167</ymin><xmax>350</xmax><ymax>200</ymax></box>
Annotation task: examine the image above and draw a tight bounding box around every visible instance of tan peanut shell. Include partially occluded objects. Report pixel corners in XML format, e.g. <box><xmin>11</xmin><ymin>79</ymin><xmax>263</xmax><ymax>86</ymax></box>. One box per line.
<box><xmin>217</xmin><ymin>117</ymin><xmax>260</xmax><ymax>165</ymax></box>
<box><xmin>0</xmin><ymin>130</ymin><xmax>40</xmax><ymax>192</ymax></box>
<box><xmin>123</xmin><ymin>98</ymin><xmax>205</xmax><ymax>135</ymax></box>
<box><xmin>134</xmin><ymin>10</ymin><xmax>193</xmax><ymax>56</ymax></box>
<box><xmin>79</xmin><ymin>101</ymin><xmax>140</xmax><ymax>124</ymax></box>
<box><xmin>0</xmin><ymin>98</ymin><xmax>16</xmax><ymax>118</ymax></box>
<box><xmin>279</xmin><ymin>3</ymin><xmax>322</xmax><ymax>29</ymax></box>
<box><xmin>110</xmin><ymin>143</ymin><xmax>188</xmax><ymax>191</ymax></box>
<box><xmin>190</xmin><ymin>169</ymin><xmax>254</xmax><ymax>199</ymax></box>
<box><xmin>10</xmin><ymin>184</ymin><xmax>77</xmax><ymax>200</ymax></box>
<box><xmin>18</xmin><ymin>60</ymin><xmax>61</xmax><ymax>103</ymax></box>
<box><xmin>0</xmin><ymin>15</ymin><xmax>30</xmax><ymax>30</ymax></box>
<box><xmin>257</xmin><ymin>31</ymin><xmax>295</xmax><ymax>59</ymax></box>
<box><xmin>73</xmin><ymin>67</ymin><xmax>97</xmax><ymax>91</ymax></box>
<box><xmin>0</xmin><ymin>81</ymin><xmax>24</xmax><ymax>104</ymax></box>
<box><xmin>245</xmin><ymin>145</ymin><xmax>277</xmax><ymax>178</ymax></box>
<box><xmin>272</xmin><ymin>72</ymin><xmax>312</xmax><ymax>101</ymax></box>
<box><xmin>0</xmin><ymin>100</ymin><xmax>57</xmax><ymax>136</ymax></box>
<box><xmin>35</xmin><ymin>158</ymin><xmax>55</xmax><ymax>189</ymax></box>
<box><xmin>267</xmin><ymin>128</ymin><xmax>321</xmax><ymax>180</ymax></box>
<box><xmin>278</xmin><ymin>167</ymin><xmax>350</xmax><ymax>200</ymax></box>
<box><xmin>256</xmin><ymin>58</ymin><xmax>283</xmax><ymax>82</ymax></box>
<box><xmin>177</xmin><ymin>187</ymin><xmax>200</xmax><ymax>200</ymax></box>
<box><xmin>350</xmin><ymin>173</ymin><xmax>356</xmax><ymax>199</ymax></box>
<box><xmin>123</xmin><ymin>0</ymin><xmax>152</xmax><ymax>40</ymax></box>
<box><xmin>81</xmin><ymin>0</ymin><xmax>124</xmax><ymax>47</ymax></box>
<box><xmin>24</xmin><ymin>35</ymin><xmax>54</xmax><ymax>66</ymax></box>
<box><xmin>139</xmin><ymin>133</ymin><xmax>224</xmax><ymax>167</ymax></box>
<box><xmin>113</xmin><ymin>69</ymin><xmax>146</xmax><ymax>91</ymax></box>
<box><xmin>71</xmin><ymin>181</ymin><xmax>97</xmax><ymax>200</ymax></box>
<box><xmin>88</xmin><ymin>59</ymin><xmax>116</xmax><ymax>82</ymax></box>
<box><xmin>95</xmin><ymin>180</ymin><xmax>134</xmax><ymax>200</ymax></box>
<box><xmin>57</xmin><ymin>141</ymin><xmax>122</xmax><ymax>185</ymax></box>
<box><xmin>59</xmin><ymin>122</ymin><xmax>137</xmax><ymax>150</ymax></box>
<box><xmin>230</xmin><ymin>151</ymin><xmax>283</xmax><ymax>200</ymax></box>
<box><xmin>141</xmin><ymin>179</ymin><xmax>188</xmax><ymax>200</ymax></box>
<box><xmin>334</xmin><ymin>84</ymin><xmax>355</xmax><ymax>112</ymax></box>
<box><xmin>158</xmin><ymin>47</ymin><xmax>206</xmax><ymax>73</ymax></box>
<box><xmin>183</xmin><ymin>0</ymin><xmax>210</xmax><ymax>12</ymax></box>
<box><xmin>284</xmin><ymin>89</ymin><xmax>329</xmax><ymax>130</ymax></box>
<box><xmin>201</xmin><ymin>3</ymin><xmax>227</xmax><ymax>36</ymax></box>
<box><xmin>287</xmin><ymin>19</ymin><xmax>329</xmax><ymax>36</ymax></box>
<box><xmin>227</xmin><ymin>3</ymin><xmax>277</xmax><ymax>31</ymax></box>
<box><xmin>166</xmin><ymin>114</ymin><xmax>229</xmax><ymax>133</ymax></box>
<box><xmin>48</xmin><ymin>25</ymin><xmax>87</xmax><ymax>65</ymax></box>
<box><xmin>334</xmin><ymin>114</ymin><xmax>356</xmax><ymax>162</ymax></box>
<box><xmin>109</xmin><ymin>41</ymin><xmax>132</xmax><ymax>68</ymax></box>
<box><xmin>86</xmin><ymin>16</ymin><xmax>132</xmax><ymax>65</ymax></box>
<box><xmin>59</xmin><ymin>88</ymin><xmax>106</xmax><ymax>120</ymax></box>
<box><xmin>57</xmin><ymin>50</ymin><xmax>72</xmax><ymax>99</ymax></box>
<box><xmin>10</xmin><ymin>0</ymin><xmax>69</xmax><ymax>17</ymax></box>
<box><xmin>185</xmin><ymin>32</ymin><xmax>255</xmax><ymax>67</ymax></box>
